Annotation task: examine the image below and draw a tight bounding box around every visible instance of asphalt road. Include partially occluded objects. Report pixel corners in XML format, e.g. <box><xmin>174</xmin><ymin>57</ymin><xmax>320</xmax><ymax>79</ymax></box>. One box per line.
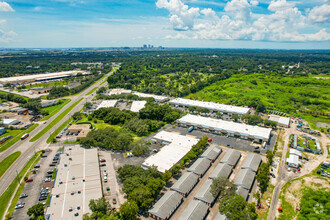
<box><xmin>0</xmin><ymin>68</ymin><xmax>115</xmax><ymax>197</ymax></box>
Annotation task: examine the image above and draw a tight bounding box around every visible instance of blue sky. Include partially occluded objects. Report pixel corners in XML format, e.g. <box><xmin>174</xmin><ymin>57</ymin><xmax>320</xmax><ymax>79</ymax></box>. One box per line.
<box><xmin>0</xmin><ymin>0</ymin><xmax>329</xmax><ymax>49</ymax></box>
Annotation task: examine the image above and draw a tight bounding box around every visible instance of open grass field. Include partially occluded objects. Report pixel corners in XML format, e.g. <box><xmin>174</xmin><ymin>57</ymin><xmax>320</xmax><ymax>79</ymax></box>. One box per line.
<box><xmin>187</xmin><ymin>73</ymin><xmax>330</xmax><ymax>115</ymax></box>
<box><xmin>0</xmin><ymin>124</ymin><xmax>38</xmax><ymax>152</ymax></box>
<box><xmin>40</xmin><ymin>99</ymin><xmax>70</xmax><ymax>121</ymax></box>
<box><xmin>30</xmin><ymin>98</ymin><xmax>83</xmax><ymax>142</ymax></box>
<box><xmin>0</xmin><ymin>151</ymin><xmax>42</xmax><ymax>219</ymax></box>
<box><xmin>0</xmin><ymin>151</ymin><xmax>21</xmax><ymax>178</ymax></box>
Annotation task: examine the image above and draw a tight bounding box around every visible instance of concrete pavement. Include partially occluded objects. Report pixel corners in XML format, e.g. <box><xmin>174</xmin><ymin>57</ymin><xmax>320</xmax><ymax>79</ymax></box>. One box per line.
<box><xmin>0</xmin><ymin>68</ymin><xmax>116</xmax><ymax>197</ymax></box>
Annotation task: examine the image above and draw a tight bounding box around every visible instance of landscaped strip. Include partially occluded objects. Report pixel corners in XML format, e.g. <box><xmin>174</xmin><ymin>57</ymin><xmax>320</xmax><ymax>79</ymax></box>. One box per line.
<box><xmin>0</xmin><ymin>124</ymin><xmax>38</xmax><ymax>153</ymax></box>
<box><xmin>0</xmin><ymin>151</ymin><xmax>21</xmax><ymax>178</ymax></box>
<box><xmin>41</xmin><ymin>99</ymin><xmax>71</xmax><ymax>121</ymax></box>
<box><xmin>86</xmin><ymin>87</ymin><xmax>98</xmax><ymax>95</ymax></box>
<box><xmin>30</xmin><ymin>98</ymin><xmax>83</xmax><ymax>142</ymax></box>
<box><xmin>0</xmin><ymin>151</ymin><xmax>42</xmax><ymax>219</ymax></box>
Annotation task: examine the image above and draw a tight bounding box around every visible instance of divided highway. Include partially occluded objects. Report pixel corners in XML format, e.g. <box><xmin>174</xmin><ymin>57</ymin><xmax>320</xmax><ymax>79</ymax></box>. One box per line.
<box><xmin>0</xmin><ymin>69</ymin><xmax>116</xmax><ymax>196</ymax></box>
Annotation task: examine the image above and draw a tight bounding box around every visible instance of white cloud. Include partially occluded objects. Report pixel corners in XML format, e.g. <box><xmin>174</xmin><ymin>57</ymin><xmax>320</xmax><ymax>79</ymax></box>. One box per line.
<box><xmin>156</xmin><ymin>0</ymin><xmax>330</xmax><ymax>42</ymax></box>
<box><xmin>0</xmin><ymin>1</ymin><xmax>14</xmax><ymax>12</ymax></box>
<box><xmin>0</xmin><ymin>30</ymin><xmax>17</xmax><ymax>42</ymax></box>
<box><xmin>0</xmin><ymin>19</ymin><xmax>6</xmax><ymax>25</ymax></box>
<box><xmin>308</xmin><ymin>4</ymin><xmax>330</xmax><ymax>23</ymax></box>
<box><xmin>165</xmin><ymin>33</ymin><xmax>189</xmax><ymax>39</ymax></box>
<box><xmin>156</xmin><ymin>0</ymin><xmax>200</xmax><ymax>30</ymax></box>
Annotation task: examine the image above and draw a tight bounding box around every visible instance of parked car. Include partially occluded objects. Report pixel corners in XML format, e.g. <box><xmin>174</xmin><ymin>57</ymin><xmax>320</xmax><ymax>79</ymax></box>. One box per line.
<box><xmin>41</xmin><ymin>154</ymin><xmax>47</xmax><ymax>158</ymax></box>
<box><xmin>15</xmin><ymin>202</ymin><xmax>25</xmax><ymax>209</ymax></box>
<box><xmin>19</xmin><ymin>194</ymin><xmax>28</xmax><ymax>199</ymax></box>
<box><xmin>34</xmin><ymin>165</ymin><xmax>40</xmax><ymax>168</ymax></box>
<box><xmin>99</xmin><ymin>159</ymin><xmax>106</xmax><ymax>163</ymax></box>
<box><xmin>25</xmin><ymin>178</ymin><xmax>33</xmax><ymax>182</ymax></box>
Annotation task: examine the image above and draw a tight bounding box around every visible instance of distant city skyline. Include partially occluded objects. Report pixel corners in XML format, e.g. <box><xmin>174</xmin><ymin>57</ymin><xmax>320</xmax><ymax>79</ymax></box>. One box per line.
<box><xmin>0</xmin><ymin>0</ymin><xmax>329</xmax><ymax>49</ymax></box>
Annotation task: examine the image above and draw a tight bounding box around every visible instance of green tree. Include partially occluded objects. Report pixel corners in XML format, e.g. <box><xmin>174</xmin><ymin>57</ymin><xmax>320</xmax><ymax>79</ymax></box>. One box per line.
<box><xmin>219</xmin><ymin>195</ymin><xmax>257</xmax><ymax>220</ymax></box>
<box><xmin>119</xmin><ymin>201</ymin><xmax>139</xmax><ymax>220</ymax></box>
<box><xmin>84</xmin><ymin>102</ymin><xmax>93</xmax><ymax>108</ymax></box>
<box><xmin>232</xmin><ymin>114</ymin><xmax>240</xmax><ymax>122</ymax></box>
<box><xmin>27</xmin><ymin>203</ymin><xmax>44</xmax><ymax>220</ymax></box>
<box><xmin>130</xmin><ymin>140</ymin><xmax>150</xmax><ymax>156</ymax></box>
<box><xmin>72</xmin><ymin>112</ymin><xmax>84</xmax><ymax>120</ymax></box>
<box><xmin>256</xmin><ymin>162</ymin><xmax>270</xmax><ymax>193</ymax></box>
<box><xmin>210</xmin><ymin>176</ymin><xmax>237</xmax><ymax>201</ymax></box>
<box><xmin>89</xmin><ymin>197</ymin><xmax>110</xmax><ymax>214</ymax></box>
<box><xmin>129</xmin><ymin>186</ymin><xmax>154</xmax><ymax>210</ymax></box>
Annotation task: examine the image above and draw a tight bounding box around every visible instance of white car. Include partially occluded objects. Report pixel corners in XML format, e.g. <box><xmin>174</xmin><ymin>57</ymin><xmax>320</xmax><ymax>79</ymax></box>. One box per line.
<box><xmin>104</xmin><ymin>176</ymin><xmax>108</xmax><ymax>182</ymax></box>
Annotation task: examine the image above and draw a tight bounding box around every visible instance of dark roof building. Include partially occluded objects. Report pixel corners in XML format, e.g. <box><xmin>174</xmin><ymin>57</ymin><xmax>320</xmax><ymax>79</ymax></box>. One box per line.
<box><xmin>171</xmin><ymin>172</ymin><xmax>199</xmax><ymax>197</ymax></box>
<box><xmin>241</xmin><ymin>154</ymin><xmax>262</xmax><ymax>173</ymax></box>
<box><xmin>148</xmin><ymin>191</ymin><xmax>183</xmax><ymax>220</ymax></box>
<box><xmin>209</xmin><ymin>163</ymin><xmax>232</xmax><ymax>179</ymax></box>
<box><xmin>194</xmin><ymin>179</ymin><xmax>216</xmax><ymax>206</ymax></box>
<box><xmin>236</xmin><ymin>186</ymin><xmax>249</xmax><ymax>201</ymax></box>
<box><xmin>220</xmin><ymin>149</ymin><xmax>241</xmax><ymax>167</ymax></box>
<box><xmin>178</xmin><ymin>200</ymin><xmax>209</xmax><ymax>220</ymax></box>
<box><xmin>188</xmin><ymin>158</ymin><xmax>211</xmax><ymax>177</ymax></box>
<box><xmin>234</xmin><ymin>169</ymin><xmax>256</xmax><ymax>190</ymax></box>
<box><xmin>201</xmin><ymin>144</ymin><xmax>222</xmax><ymax>162</ymax></box>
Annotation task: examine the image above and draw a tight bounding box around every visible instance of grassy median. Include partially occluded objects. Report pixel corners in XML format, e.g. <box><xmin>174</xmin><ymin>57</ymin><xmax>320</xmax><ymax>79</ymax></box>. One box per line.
<box><xmin>41</xmin><ymin>99</ymin><xmax>70</xmax><ymax>121</ymax></box>
<box><xmin>0</xmin><ymin>151</ymin><xmax>42</xmax><ymax>219</ymax></box>
<box><xmin>86</xmin><ymin>87</ymin><xmax>98</xmax><ymax>95</ymax></box>
<box><xmin>30</xmin><ymin>98</ymin><xmax>83</xmax><ymax>142</ymax></box>
<box><xmin>0</xmin><ymin>151</ymin><xmax>21</xmax><ymax>178</ymax></box>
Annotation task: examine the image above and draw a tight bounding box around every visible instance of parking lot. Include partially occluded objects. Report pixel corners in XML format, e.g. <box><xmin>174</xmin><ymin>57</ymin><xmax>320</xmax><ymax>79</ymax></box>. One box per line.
<box><xmin>12</xmin><ymin>147</ymin><xmax>58</xmax><ymax>220</ymax></box>
<box><xmin>167</xmin><ymin>125</ymin><xmax>276</xmax><ymax>154</ymax></box>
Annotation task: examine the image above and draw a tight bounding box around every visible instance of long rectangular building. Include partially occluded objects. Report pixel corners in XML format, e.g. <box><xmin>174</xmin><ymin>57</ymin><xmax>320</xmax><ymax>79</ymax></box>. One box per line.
<box><xmin>143</xmin><ymin>131</ymin><xmax>198</xmax><ymax>172</ymax></box>
<box><xmin>46</xmin><ymin>145</ymin><xmax>102</xmax><ymax>219</ymax></box>
<box><xmin>177</xmin><ymin>114</ymin><xmax>272</xmax><ymax>142</ymax></box>
<box><xmin>169</xmin><ymin>98</ymin><xmax>250</xmax><ymax>115</ymax></box>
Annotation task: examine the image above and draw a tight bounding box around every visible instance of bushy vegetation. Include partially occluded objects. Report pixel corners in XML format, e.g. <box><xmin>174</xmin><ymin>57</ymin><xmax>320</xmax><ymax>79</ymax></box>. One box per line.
<box><xmin>117</xmin><ymin>165</ymin><xmax>164</xmax><ymax>210</ymax></box>
<box><xmin>0</xmin><ymin>92</ymin><xmax>27</xmax><ymax>104</ymax></box>
<box><xmin>298</xmin><ymin>188</ymin><xmax>330</xmax><ymax>220</ymax></box>
<box><xmin>219</xmin><ymin>195</ymin><xmax>257</xmax><ymax>220</ymax></box>
<box><xmin>188</xmin><ymin>73</ymin><xmax>329</xmax><ymax>114</ymax></box>
<box><xmin>256</xmin><ymin>150</ymin><xmax>274</xmax><ymax>193</ymax></box>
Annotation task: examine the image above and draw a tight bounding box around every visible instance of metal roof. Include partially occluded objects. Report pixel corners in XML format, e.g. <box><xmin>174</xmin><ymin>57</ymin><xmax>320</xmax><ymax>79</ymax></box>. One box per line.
<box><xmin>148</xmin><ymin>191</ymin><xmax>183</xmax><ymax>219</ymax></box>
<box><xmin>194</xmin><ymin>179</ymin><xmax>215</xmax><ymax>205</ymax></box>
<box><xmin>178</xmin><ymin>200</ymin><xmax>209</xmax><ymax>220</ymax></box>
<box><xmin>234</xmin><ymin>169</ymin><xmax>256</xmax><ymax>190</ymax></box>
<box><xmin>130</xmin><ymin>100</ymin><xmax>146</xmax><ymax>112</ymax></box>
<box><xmin>209</xmin><ymin>163</ymin><xmax>232</xmax><ymax>179</ymax></box>
<box><xmin>241</xmin><ymin>154</ymin><xmax>262</xmax><ymax>173</ymax></box>
<box><xmin>188</xmin><ymin>158</ymin><xmax>211</xmax><ymax>176</ymax></box>
<box><xmin>178</xmin><ymin>114</ymin><xmax>272</xmax><ymax>141</ymax></box>
<box><xmin>169</xmin><ymin>98</ymin><xmax>250</xmax><ymax>115</ymax></box>
<box><xmin>171</xmin><ymin>172</ymin><xmax>199</xmax><ymax>195</ymax></box>
<box><xmin>220</xmin><ymin>149</ymin><xmax>241</xmax><ymax>167</ymax></box>
<box><xmin>236</xmin><ymin>186</ymin><xmax>249</xmax><ymax>200</ymax></box>
<box><xmin>201</xmin><ymin>145</ymin><xmax>222</xmax><ymax>161</ymax></box>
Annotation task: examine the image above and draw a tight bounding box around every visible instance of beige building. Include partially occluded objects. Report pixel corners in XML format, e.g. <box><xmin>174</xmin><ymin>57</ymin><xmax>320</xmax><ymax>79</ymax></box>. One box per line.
<box><xmin>67</xmin><ymin>124</ymin><xmax>91</xmax><ymax>139</ymax></box>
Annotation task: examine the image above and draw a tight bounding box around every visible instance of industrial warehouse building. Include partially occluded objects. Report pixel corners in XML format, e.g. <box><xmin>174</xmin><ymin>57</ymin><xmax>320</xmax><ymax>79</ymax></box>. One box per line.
<box><xmin>177</xmin><ymin>114</ymin><xmax>272</xmax><ymax>143</ymax></box>
<box><xmin>132</xmin><ymin>92</ymin><xmax>169</xmax><ymax>102</ymax></box>
<box><xmin>148</xmin><ymin>191</ymin><xmax>183</xmax><ymax>220</ymax></box>
<box><xmin>268</xmin><ymin>115</ymin><xmax>290</xmax><ymax>128</ymax></box>
<box><xmin>241</xmin><ymin>154</ymin><xmax>262</xmax><ymax>173</ymax></box>
<box><xmin>108</xmin><ymin>88</ymin><xmax>132</xmax><ymax>95</ymax></box>
<box><xmin>236</xmin><ymin>186</ymin><xmax>249</xmax><ymax>201</ymax></box>
<box><xmin>130</xmin><ymin>100</ymin><xmax>147</xmax><ymax>112</ymax></box>
<box><xmin>178</xmin><ymin>200</ymin><xmax>209</xmax><ymax>220</ymax></box>
<box><xmin>194</xmin><ymin>179</ymin><xmax>216</xmax><ymax>206</ymax></box>
<box><xmin>188</xmin><ymin>158</ymin><xmax>211</xmax><ymax>177</ymax></box>
<box><xmin>96</xmin><ymin>100</ymin><xmax>118</xmax><ymax>110</ymax></box>
<box><xmin>209</xmin><ymin>163</ymin><xmax>232</xmax><ymax>179</ymax></box>
<box><xmin>2</xmin><ymin>118</ymin><xmax>20</xmax><ymax>126</ymax></box>
<box><xmin>220</xmin><ymin>149</ymin><xmax>241</xmax><ymax>167</ymax></box>
<box><xmin>169</xmin><ymin>98</ymin><xmax>250</xmax><ymax>115</ymax></box>
<box><xmin>200</xmin><ymin>145</ymin><xmax>222</xmax><ymax>162</ymax></box>
<box><xmin>0</xmin><ymin>70</ymin><xmax>88</xmax><ymax>84</ymax></box>
<box><xmin>143</xmin><ymin>131</ymin><xmax>198</xmax><ymax>172</ymax></box>
<box><xmin>170</xmin><ymin>172</ymin><xmax>199</xmax><ymax>197</ymax></box>
<box><xmin>234</xmin><ymin>169</ymin><xmax>256</xmax><ymax>190</ymax></box>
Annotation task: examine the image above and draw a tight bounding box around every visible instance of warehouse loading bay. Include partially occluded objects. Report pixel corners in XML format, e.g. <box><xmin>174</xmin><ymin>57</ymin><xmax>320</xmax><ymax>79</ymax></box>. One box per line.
<box><xmin>167</xmin><ymin>125</ymin><xmax>277</xmax><ymax>154</ymax></box>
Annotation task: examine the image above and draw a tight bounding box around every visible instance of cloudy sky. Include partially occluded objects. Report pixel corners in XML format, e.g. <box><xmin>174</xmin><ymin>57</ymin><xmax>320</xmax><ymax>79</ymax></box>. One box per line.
<box><xmin>0</xmin><ymin>0</ymin><xmax>329</xmax><ymax>48</ymax></box>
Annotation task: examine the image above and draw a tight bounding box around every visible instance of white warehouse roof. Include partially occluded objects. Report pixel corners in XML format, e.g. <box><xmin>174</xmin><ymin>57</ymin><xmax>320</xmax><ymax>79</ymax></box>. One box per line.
<box><xmin>132</xmin><ymin>92</ymin><xmax>169</xmax><ymax>102</ymax></box>
<box><xmin>143</xmin><ymin>131</ymin><xmax>198</xmax><ymax>173</ymax></box>
<box><xmin>109</xmin><ymin>88</ymin><xmax>132</xmax><ymax>95</ymax></box>
<box><xmin>289</xmin><ymin>149</ymin><xmax>302</xmax><ymax>157</ymax></box>
<box><xmin>178</xmin><ymin>114</ymin><xmax>272</xmax><ymax>141</ymax></box>
<box><xmin>268</xmin><ymin>115</ymin><xmax>290</xmax><ymax>127</ymax></box>
<box><xmin>130</xmin><ymin>100</ymin><xmax>147</xmax><ymax>112</ymax></box>
<box><xmin>96</xmin><ymin>100</ymin><xmax>117</xmax><ymax>110</ymax></box>
<box><xmin>169</xmin><ymin>98</ymin><xmax>250</xmax><ymax>115</ymax></box>
<box><xmin>2</xmin><ymin>118</ymin><xmax>20</xmax><ymax>126</ymax></box>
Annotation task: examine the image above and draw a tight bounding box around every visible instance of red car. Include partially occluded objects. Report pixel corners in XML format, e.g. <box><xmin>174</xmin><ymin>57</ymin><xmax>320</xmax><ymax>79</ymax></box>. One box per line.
<box><xmin>99</xmin><ymin>159</ymin><xmax>106</xmax><ymax>163</ymax></box>
<box><xmin>25</xmin><ymin>178</ymin><xmax>33</xmax><ymax>182</ymax></box>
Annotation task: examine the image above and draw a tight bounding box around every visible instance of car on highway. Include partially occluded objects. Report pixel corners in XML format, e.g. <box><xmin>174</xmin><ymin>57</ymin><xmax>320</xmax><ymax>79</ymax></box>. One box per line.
<box><xmin>25</xmin><ymin>178</ymin><xmax>33</xmax><ymax>182</ymax></box>
<box><xmin>19</xmin><ymin>194</ymin><xmax>28</xmax><ymax>199</ymax></box>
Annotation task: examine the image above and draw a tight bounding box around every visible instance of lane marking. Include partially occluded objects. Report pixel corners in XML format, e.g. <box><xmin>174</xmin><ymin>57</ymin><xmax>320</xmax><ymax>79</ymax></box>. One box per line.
<box><xmin>83</xmin><ymin>148</ymin><xmax>86</xmax><ymax>213</ymax></box>
<box><xmin>61</xmin><ymin>170</ymin><xmax>70</xmax><ymax>218</ymax></box>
